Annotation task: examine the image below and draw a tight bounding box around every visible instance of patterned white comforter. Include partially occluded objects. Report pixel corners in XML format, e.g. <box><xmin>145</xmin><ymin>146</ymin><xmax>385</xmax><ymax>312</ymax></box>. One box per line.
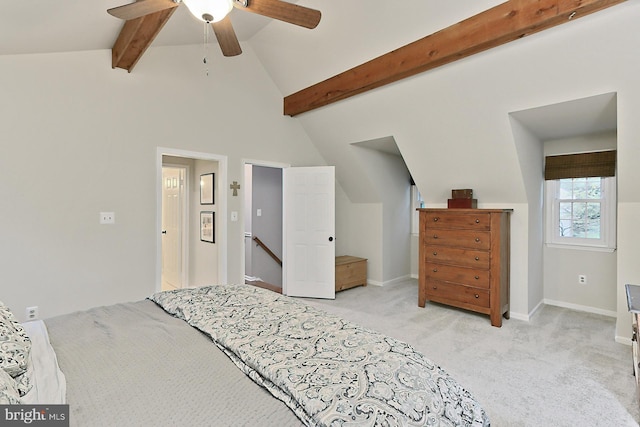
<box><xmin>149</xmin><ymin>284</ymin><xmax>489</xmax><ymax>427</ymax></box>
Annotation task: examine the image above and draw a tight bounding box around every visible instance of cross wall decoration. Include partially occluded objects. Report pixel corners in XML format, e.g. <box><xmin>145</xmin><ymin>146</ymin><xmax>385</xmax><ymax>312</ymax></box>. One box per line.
<box><xmin>230</xmin><ymin>181</ymin><xmax>241</xmax><ymax>196</ymax></box>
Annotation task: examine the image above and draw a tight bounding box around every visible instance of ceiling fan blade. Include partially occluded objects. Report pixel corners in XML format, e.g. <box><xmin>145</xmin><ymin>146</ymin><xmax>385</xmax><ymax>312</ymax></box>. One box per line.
<box><xmin>212</xmin><ymin>16</ymin><xmax>242</xmax><ymax>57</ymax></box>
<box><xmin>237</xmin><ymin>0</ymin><xmax>321</xmax><ymax>29</ymax></box>
<box><xmin>107</xmin><ymin>0</ymin><xmax>179</xmax><ymax>20</ymax></box>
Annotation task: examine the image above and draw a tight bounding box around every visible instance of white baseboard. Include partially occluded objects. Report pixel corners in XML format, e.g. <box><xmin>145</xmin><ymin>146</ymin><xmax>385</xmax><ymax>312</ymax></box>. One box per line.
<box><xmin>511</xmin><ymin>299</ymin><xmax>545</xmax><ymax>322</ymax></box>
<box><xmin>509</xmin><ymin>311</ymin><xmax>531</xmax><ymax>322</ymax></box>
<box><xmin>616</xmin><ymin>336</ymin><xmax>632</xmax><ymax>346</ymax></box>
<box><xmin>367</xmin><ymin>275</ymin><xmax>412</xmax><ymax>287</ymax></box>
<box><xmin>496</xmin><ymin>299</ymin><xmax>612</xmax><ymax>323</ymax></box>
<box><xmin>543</xmin><ymin>299</ymin><xmax>617</xmax><ymax>318</ymax></box>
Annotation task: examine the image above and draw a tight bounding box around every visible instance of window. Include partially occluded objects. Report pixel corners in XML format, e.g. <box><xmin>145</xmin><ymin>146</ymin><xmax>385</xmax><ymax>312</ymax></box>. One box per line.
<box><xmin>410</xmin><ymin>185</ymin><xmax>424</xmax><ymax>235</ymax></box>
<box><xmin>545</xmin><ymin>176</ymin><xmax>616</xmax><ymax>251</ymax></box>
<box><xmin>544</xmin><ymin>150</ymin><xmax>616</xmax><ymax>251</ymax></box>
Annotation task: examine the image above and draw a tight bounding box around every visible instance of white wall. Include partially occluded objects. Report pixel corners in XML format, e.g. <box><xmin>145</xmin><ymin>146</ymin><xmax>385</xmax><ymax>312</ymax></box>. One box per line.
<box><xmin>250</xmin><ymin>1</ymin><xmax>640</xmax><ymax>334</ymax></box>
<box><xmin>0</xmin><ymin>45</ymin><xmax>327</xmax><ymax>321</ymax></box>
<box><xmin>509</xmin><ymin>118</ymin><xmax>544</xmax><ymax>316</ymax></box>
<box><xmin>350</xmin><ymin>146</ymin><xmax>411</xmax><ymax>284</ymax></box>
<box><xmin>339</xmin><ymin>202</ymin><xmax>383</xmax><ymax>283</ymax></box>
<box><xmin>190</xmin><ymin>159</ymin><xmax>219</xmax><ymax>287</ymax></box>
<box><xmin>244</xmin><ymin>164</ymin><xmax>253</xmax><ymax>278</ymax></box>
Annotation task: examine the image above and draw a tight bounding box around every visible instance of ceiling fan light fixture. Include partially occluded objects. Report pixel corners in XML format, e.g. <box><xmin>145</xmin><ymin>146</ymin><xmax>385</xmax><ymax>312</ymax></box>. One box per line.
<box><xmin>183</xmin><ymin>0</ymin><xmax>233</xmax><ymax>23</ymax></box>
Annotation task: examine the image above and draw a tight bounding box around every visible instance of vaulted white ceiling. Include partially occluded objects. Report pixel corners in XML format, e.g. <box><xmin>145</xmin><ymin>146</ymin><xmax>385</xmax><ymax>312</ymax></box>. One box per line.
<box><xmin>511</xmin><ymin>92</ymin><xmax>617</xmax><ymax>141</ymax></box>
<box><xmin>1</xmin><ymin>1</ymin><xmax>620</xmax><ymax>141</ymax></box>
<box><xmin>0</xmin><ymin>0</ymin><xmax>284</xmax><ymax>56</ymax></box>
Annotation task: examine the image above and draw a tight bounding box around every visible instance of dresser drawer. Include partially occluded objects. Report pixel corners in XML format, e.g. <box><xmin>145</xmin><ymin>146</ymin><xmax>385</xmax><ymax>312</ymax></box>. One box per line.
<box><xmin>423</xmin><ymin>212</ymin><xmax>491</xmax><ymax>230</ymax></box>
<box><xmin>424</xmin><ymin>229</ymin><xmax>491</xmax><ymax>250</ymax></box>
<box><xmin>425</xmin><ymin>263</ymin><xmax>490</xmax><ymax>288</ymax></box>
<box><xmin>425</xmin><ymin>246</ymin><xmax>490</xmax><ymax>269</ymax></box>
<box><xmin>425</xmin><ymin>281</ymin><xmax>490</xmax><ymax>308</ymax></box>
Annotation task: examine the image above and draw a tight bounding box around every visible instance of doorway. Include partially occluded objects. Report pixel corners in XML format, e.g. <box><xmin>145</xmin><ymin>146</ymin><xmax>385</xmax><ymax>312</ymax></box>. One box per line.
<box><xmin>156</xmin><ymin>148</ymin><xmax>228</xmax><ymax>292</ymax></box>
<box><xmin>242</xmin><ymin>160</ymin><xmax>336</xmax><ymax>299</ymax></box>
<box><xmin>161</xmin><ymin>166</ymin><xmax>186</xmax><ymax>291</ymax></box>
<box><xmin>244</xmin><ymin>163</ymin><xmax>284</xmax><ymax>292</ymax></box>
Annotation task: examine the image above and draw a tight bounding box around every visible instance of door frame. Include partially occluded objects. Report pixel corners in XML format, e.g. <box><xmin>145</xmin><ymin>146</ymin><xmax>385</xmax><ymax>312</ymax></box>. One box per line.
<box><xmin>156</xmin><ymin>147</ymin><xmax>228</xmax><ymax>291</ymax></box>
<box><xmin>161</xmin><ymin>164</ymin><xmax>188</xmax><ymax>289</ymax></box>
<box><xmin>241</xmin><ymin>159</ymin><xmax>289</xmax><ymax>284</ymax></box>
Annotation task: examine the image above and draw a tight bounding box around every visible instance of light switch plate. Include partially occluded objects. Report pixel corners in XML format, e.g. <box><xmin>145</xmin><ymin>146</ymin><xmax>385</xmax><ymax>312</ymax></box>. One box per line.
<box><xmin>231</xmin><ymin>211</ymin><xmax>238</xmax><ymax>222</ymax></box>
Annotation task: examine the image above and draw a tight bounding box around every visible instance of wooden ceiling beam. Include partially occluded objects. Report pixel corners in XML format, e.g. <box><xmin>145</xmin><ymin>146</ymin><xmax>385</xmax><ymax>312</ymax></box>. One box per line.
<box><xmin>283</xmin><ymin>0</ymin><xmax>626</xmax><ymax>116</ymax></box>
<box><xmin>112</xmin><ymin>8</ymin><xmax>177</xmax><ymax>72</ymax></box>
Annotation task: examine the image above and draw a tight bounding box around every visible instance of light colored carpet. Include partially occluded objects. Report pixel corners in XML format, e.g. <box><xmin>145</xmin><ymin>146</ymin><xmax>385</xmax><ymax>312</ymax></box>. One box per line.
<box><xmin>303</xmin><ymin>279</ymin><xmax>639</xmax><ymax>427</ymax></box>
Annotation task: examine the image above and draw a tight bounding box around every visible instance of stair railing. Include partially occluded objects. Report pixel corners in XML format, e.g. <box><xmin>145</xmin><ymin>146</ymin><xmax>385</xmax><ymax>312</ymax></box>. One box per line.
<box><xmin>252</xmin><ymin>236</ymin><xmax>282</xmax><ymax>267</ymax></box>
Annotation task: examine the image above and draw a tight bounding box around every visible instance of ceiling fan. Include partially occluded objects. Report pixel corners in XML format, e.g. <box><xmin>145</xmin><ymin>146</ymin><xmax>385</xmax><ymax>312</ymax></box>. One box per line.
<box><xmin>107</xmin><ymin>0</ymin><xmax>321</xmax><ymax>59</ymax></box>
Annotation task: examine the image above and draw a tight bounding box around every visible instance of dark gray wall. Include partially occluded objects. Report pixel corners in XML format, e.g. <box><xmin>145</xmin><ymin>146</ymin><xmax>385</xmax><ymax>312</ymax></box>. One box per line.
<box><xmin>250</xmin><ymin>166</ymin><xmax>283</xmax><ymax>286</ymax></box>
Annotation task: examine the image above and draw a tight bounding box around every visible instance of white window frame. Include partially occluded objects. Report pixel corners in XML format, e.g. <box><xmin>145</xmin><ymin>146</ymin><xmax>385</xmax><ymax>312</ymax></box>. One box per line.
<box><xmin>411</xmin><ymin>185</ymin><xmax>424</xmax><ymax>235</ymax></box>
<box><xmin>545</xmin><ymin>176</ymin><xmax>616</xmax><ymax>252</ymax></box>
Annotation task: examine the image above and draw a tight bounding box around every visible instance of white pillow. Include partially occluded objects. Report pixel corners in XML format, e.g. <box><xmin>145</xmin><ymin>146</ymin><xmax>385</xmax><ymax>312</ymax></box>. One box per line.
<box><xmin>0</xmin><ymin>300</ymin><xmax>32</xmax><ymax>377</ymax></box>
<box><xmin>0</xmin><ymin>367</ymin><xmax>21</xmax><ymax>404</ymax></box>
<box><xmin>20</xmin><ymin>321</ymin><xmax>66</xmax><ymax>404</ymax></box>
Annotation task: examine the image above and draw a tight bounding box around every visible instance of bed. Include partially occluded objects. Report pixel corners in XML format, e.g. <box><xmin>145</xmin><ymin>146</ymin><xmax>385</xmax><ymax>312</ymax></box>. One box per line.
<box><xmin>1</xmin><ymin>284</ymin><xmax>489</xmax><ymax>426</ymax></box>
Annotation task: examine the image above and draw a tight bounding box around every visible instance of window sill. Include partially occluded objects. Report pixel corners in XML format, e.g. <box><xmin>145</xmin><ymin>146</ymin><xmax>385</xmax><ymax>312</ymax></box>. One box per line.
<box><xmin>545</xmin><ymin>242</ymin><xmax>616</xmax><ymax>253</ymax></box>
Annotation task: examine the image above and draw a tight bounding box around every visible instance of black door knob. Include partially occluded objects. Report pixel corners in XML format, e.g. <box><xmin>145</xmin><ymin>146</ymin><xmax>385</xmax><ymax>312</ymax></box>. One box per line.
<box><xmin>328</xmin><ymin>237</ymin><xmax>334</xmax><ymax>242</ymax></box>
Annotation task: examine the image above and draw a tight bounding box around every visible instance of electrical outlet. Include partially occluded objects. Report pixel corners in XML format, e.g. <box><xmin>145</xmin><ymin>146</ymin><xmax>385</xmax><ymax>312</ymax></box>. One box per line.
<box><xmin>578</xmin><ymin>275</ymin><xmax>587</xmax><ymax>285</ymax></box>
<box><xmin>26</xmin><ymin>306</ymin><xmax>39</xmax><ymax>321</ymax></box>
<box><xmin>100</xmin><ymin>212</ymin><xmax>115</xmax><ymax>224</ymax></box>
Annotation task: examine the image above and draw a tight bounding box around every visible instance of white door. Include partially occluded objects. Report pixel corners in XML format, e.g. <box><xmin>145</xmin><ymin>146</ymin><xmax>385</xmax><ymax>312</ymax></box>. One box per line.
<box><xmin>162</xmin><ymin>167</ymin><xmax>184</xmax><ymax>290</ymax></box>
<box><xmin>283</xmin><ymin>166</ymin><xmax>335</xmax><ymax>299</ymax></box>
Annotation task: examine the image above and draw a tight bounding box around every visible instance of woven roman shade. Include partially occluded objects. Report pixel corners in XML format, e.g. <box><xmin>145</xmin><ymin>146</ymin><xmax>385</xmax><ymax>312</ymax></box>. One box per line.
<box><xmin>544</xmin><ymin>150</ymin><xmax>616</xmax><ymax>180</ymax></box>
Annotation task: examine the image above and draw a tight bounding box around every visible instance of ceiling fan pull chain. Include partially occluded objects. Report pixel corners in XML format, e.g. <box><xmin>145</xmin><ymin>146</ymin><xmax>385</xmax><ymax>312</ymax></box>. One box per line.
<box><xmin>203</xmin><ymin>22</ymin><xmax>209</xmax><ymax>76</ymax></box>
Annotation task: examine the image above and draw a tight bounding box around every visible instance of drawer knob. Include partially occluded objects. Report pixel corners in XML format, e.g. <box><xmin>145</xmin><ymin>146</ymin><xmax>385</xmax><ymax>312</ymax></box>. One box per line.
<box><xmin>433</xmin><ymin>252</ymin><xmax>438</xmax><ymax>256</ymax></box>
<box><xmin>475</xmin><ymin>237</ymin><xmax>480</xmax><ymax>243</ymax></box>
<box><xmin>432</xmin><ymin>268</ymin><xmax>438</xmax><ymax>272</ymax></box>
<box><xmin>433</xmin><ymin>217</ymin><xmax>439</xmax><ymax>222</ymax></box>
<box><xmin>474</xmin><ymin>276</ymin><xmax>480</xmax><ymax>280</ymax></box>
<box><xmin>433</xmin><ymin>234</ymin><xmax>438</xmax><ymax>239</ymax></box>
<box><xmin>474</xmin><ymin>294</ymin><xmax>480</xmax><ymax>299</ymax></box>
<box><xmin>475</xmin><ymin>256</ymin><xmax>480</xmax><ymax>261</ymax></box>
<box><xmin>475</xmin><ymin>219</ymin><xmax>480</xmax><ymax>223</ymax></box>
<box><xmin>433</xmin><ymin>286</ymin><xmax>437</xmax><ymax>290</ymax></box>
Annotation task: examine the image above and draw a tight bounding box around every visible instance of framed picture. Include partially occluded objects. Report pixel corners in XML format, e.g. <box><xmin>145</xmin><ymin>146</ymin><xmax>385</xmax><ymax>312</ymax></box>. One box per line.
<box><xmin>200</xmin><ymin>173</ymin><xmax>214</xmax><ymax>205</ymax></box>
<box><xmin>200</xmin><ymin>211</ymin><xmax>215</xmax><ymax>243</ymax></box>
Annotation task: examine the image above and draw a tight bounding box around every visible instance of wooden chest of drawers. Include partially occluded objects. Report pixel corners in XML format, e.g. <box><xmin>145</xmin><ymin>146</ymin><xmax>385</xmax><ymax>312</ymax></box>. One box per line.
<box><xmin>625</xmin><ymin>284</ymin><xmax>640</xmax><ymax>403</ymax></box>
<box><xmin>335</xmin><ymin>256</ymin><xmax>367</xmax><ymax>292</ymax></box>
<box><xmin>418</xmin><ymin>208</ymin><xmax>512</xmax><ymax>327</ymax></box>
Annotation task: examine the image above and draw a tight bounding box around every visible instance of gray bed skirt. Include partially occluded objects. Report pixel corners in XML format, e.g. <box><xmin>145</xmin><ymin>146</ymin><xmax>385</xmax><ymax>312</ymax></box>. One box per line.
<box><xmin>45</xmin><ymin>300</ymin><xmax>303</xmax><ymax>427</ymax></box>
